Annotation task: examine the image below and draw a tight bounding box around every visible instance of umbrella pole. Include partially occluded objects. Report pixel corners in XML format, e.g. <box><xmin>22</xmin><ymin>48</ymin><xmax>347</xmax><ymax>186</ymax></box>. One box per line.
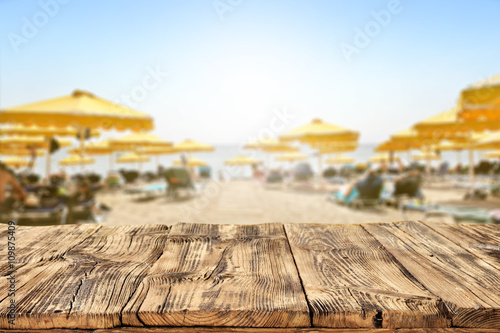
<box><xmin>44</xmin><ymin>136</ymin><xmax>52</xmax><ymax>182</ymax></box>
<box><xmin>45</xmin><ymin>148</ymin><xmax>51</xmax><ymax>182</ymax></box>
<box><xmin>469</xmin><ymin>145</ymin><xmax>475</xmax><ymax>193</ymax></box>
<box><xmin>45</xmin><ymin>153</ymin><xmax>51</xmax><ymax>181</ymax></box>
<box><xmin>109</xmin><ymin>153</ymin><xmax>114</xmax><ymax>172</ymax></box>
<box><xmin>457</xmin><ymin>150</ymin><xmax>461</xmax><ymax>165</ymax></box>
<box><xmin>79</xmin><ymin>128</ymin><xmax>85</xmax><ymax>172</ymax></box>
<box><xmin>318</xmin><ymin>152</ymin><xmax>323</xmax><ymax>177</ymax></box>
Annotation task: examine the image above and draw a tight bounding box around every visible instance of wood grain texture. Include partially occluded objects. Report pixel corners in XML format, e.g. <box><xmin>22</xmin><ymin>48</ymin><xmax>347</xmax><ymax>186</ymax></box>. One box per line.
<box><xmin>0</xmin><ymin>225</ymin><xmax>170</xmax><ymax>330</ymax></box>
<box><xmin>285</xmin><ymin>223</ymin><xmax>449</xmax><ymax>329</ymax></box>
<box><xmin>123</xmin><ymin>223</ymin><xmax>310</xmax><ymax>328</ymax></box>
<box><xmin>0</xmin><ymin>222</ymin><xmax>498</xmax><ymax>330</ymax></box>
<box><xmin>421</xmin><ymin>222</ymin><xmax>500</xmax><ymax>271</ymax></box>
<box><xmin>3</xmin><ymin>328</ymin><xmax>500</xmax><ymax>333</ymax></box>
<box><xmin>0</xmin><ymin>224</ymin><xmax>101</xmax><ymax>276</ymax></box>
<box><xmin>93</xmin><ymin>328</ymin><xmax>500</xmax><ymax>333</ymax></box>
<box><xmin>364</xmin><ymin>221</ymin><xmax>500</xmax><ymax>329</ymax></box>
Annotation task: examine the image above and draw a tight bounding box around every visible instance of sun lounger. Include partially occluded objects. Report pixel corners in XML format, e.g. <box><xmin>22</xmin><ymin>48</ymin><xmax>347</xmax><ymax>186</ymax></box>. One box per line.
<box><xmin>1</xmin><ymin>203</ymin><xmax>67</xmax><ymax>226</ymax></box>
<box><xmin>453</xmin><ymin>182</ymin><xmax>491</xmax><ymax>190</ymax></box>
<box><xmin>401</xmin><ymin>201</ymin><xmax>500</xmax><ymax>224</ymax></box>
<box><xmin>328</xmin><ymin>182</ymin><xmax>384</xmax><ymax>209</ymax></box>
<box><xmin>124</xmin><ymin>183</ymin><xmax>166</xmax><ymax>200</ymax></box>
<box><xmin>164</xmin><ymin>167</ymin><xmax>196</xmax><ymax>199</ymax></box>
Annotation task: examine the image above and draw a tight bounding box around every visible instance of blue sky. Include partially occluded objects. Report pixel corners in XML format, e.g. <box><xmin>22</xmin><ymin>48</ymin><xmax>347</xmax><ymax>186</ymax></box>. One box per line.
<box><xmin>0</xmin><ymin>0</ymin><xmax>499</xmax><ymax>144</ymax></box>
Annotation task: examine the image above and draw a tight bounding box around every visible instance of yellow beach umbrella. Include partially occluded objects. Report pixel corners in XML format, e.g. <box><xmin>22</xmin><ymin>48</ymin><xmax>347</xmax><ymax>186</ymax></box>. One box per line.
<box><xmin>369</xmin><ymin>153</ymin><xmax>400</xmax><ymax>164</ymax></box>
<box><xmin>1</xmin><ymin>157</ymin><xmax>30</xmax><ymax>168</ymax></box>
<box><xmin>110</xmin><ymin>132</ymin><xmax>172</xmax><ymax>150</ymax></box>
<box><xmin>0</xmin><ymin>124</ymin><xmax>98</xmax><ymax>178</ymax></box>
<box><xmin>0</xmin><ymin>90</ymin><xmax>154</xmax><ymax>176</ymax></box>
<box><xmin>174</xmin><ymin>139</ymin><xmax>214</xmax><ymax>153</ymax></box>
<box><xmin>244</xmin><ymin>138</ymin><xmax>297</xmax><ymax>151</ymax></box>
<box><xmin>280</xmin><ymin>118</ymin><xmax>359</xmax><ymax>174</ymax></box>
<box><xmin>485</xmin><ymin>151</ymin><xmax>500</xmax><ymax>159</ymax></box>
<box><xmin>435</xmin><ymin>140</ymin><xmax>470</xmax><ymax>164</ymax></box>
<box><xmin>376</xmin><ymin>127</ymin><xmax>455</xmax><ymax>161</ymax></box>
<box><xmin>173</xmin><ymin>156</ymin><xmax>208</xmax><ymax>167</ymax></box>
<box><xmin>244</xmin><ymin>138</ymin><xmax>298</xmax><ymax>170</ymax></box>
<box><xmin>375</xmin><ymin>140</ymin><xmax>421</xmax><ymax>157</ymax></box>
<box><xmin>275</xmin><ymin>152</ymin><xmax>308</xmax><ymax>162</ymax></box>
<box><xmin>413</xmin><ymin>152</ymin><xmax>442</xmax><ymax>161</ymax></box>
<box><xmin>413</xmin><ymin>106</ymin><xmax>498</xmax><ymax>189</ymax></box>
<box><xmin>312</xmin><ymin>141</ymin><xmax>358</xmax><ymax>154</ymax></box>
<box><xmin>474</xmin><ymin>132</ymin><xmax>500</xmax><ymax>150</ymax></box>
<box><xmin>225</xmin><ymin>155</ymin><xmax>259</xmax><ymax>166</ymax></box>
<box><xmin>111</xmin><ymin>133</ymin><xmax>172</xmax><ymax>172</ymax></box>
<box><xmin>459</xmin><ymin>74</ymin><xmax>500</xmax><ymax>121</ymax></box>
<box><xmin>414</xmin><ymin>106</ymin><xmax>500</xmax><ymax>135</ymax></box>
<box><xmin>69</xmin><ymin>139</ymin><xmax>114</xmax><ymax>155</ymax></box>
<box><xmin>141</xmin><ymin>146</ymin><xmax>179</xmax><ymax>155</ymax></box>
<box><xmin>280</xmin><ymin>118</ymin><xmax>359</xmax><ymax>143</ymax></box>
<box><xmin>0</xmin><ymin>135</ymin><xmax>71</xmax><ymax>148</ymax></box>
<box><xmin>116</xmin><ymin>152</ymin><xmax>150</xmax><ymax>164</ymax></box>
<box><xmin>434</xmin><ymin>140</ymin><xmax>470</xmax><ymax>151</ymax></box>
<box><xmin>59</xmin><ymin>155</ymin><xmax>95</xmax><ymax>166</ymax></box>
<box><xmin>0</xmin><ymin>124</ymin><xmax>99</xmax><ymax>137</ymax></box>
<box><xmin>325</xmin><ymin>154</ymin><xmax>355</xmax><ymax>165</ymax></box>
<box><xmin>70</xmin><ymin>139</ymin><xmax>117</xmax><ymax>171</ymax></box>
<box><xmin>140</xmin><ymin>146</ymin><xmax>179</xmax><ymax>168</ymax></box>
<box><xmin>116</xmin><ymin>152</ymin><xmax>150</xmax><ymax>173</ymax></box>
<box><xmin>0</xmin><ymin>147</ymin><xmax>46</xmax><ymax>157</ymax></box>
<box><xmin>0</xmin><ymin>90</ymin><xmax>154</xmax><ymax>131</ymax></box>
<box><xmin>0</xmin><ymin>136</ymin><xmax>71</xmax><ymax>177</ymax></box>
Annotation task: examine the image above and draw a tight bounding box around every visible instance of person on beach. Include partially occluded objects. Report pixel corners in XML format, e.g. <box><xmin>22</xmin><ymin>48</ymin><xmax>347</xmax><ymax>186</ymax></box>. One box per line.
<box><xmin>0</xmin><ymin>162</ymin><xmax>27</xmax><ymax>212</ymax></box>
<box><xmin>334</xmin><ymin>167</ymin><xmax>383</xmax><ymax>204</ymax></box>
<box><xmin>392</xmin><ymin>168</ymin><xmax>424</xmax><ymax>199</ymax></box>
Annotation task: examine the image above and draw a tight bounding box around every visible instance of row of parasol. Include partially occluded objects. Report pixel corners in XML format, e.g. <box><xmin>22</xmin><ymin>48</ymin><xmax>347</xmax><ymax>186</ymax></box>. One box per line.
<box><xmin>375</xmin><ymin>74</ymin><xmax>500</xmax><ymax>190</ymax></box>
<box><xmin>0</xmin><ymin>90</ymin><xmax>215</xmax><ymax>175</ymax></box>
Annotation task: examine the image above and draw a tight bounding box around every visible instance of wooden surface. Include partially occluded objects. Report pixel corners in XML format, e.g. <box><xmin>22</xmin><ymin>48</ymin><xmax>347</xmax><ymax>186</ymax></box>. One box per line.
<box><xmin>2</xmin><ymin>327</ymin><xmax>500</xmax><ymax>333</ymax></box>
<box><xmin>285</xmin><ymin>224</ymin><xmax>448</xmax><ymax>328</ymax></box>
<box><xmin>0</xmin><ymin>221</ymin><xmax>499</xmax><ymax>330</ymax></box>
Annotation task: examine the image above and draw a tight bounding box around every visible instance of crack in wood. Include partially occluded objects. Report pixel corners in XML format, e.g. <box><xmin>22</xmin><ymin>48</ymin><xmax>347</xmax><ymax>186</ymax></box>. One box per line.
<box><xmin>282</xmin><ymin>224</ymin><xmax>313</xmax><ymax>327</ymax></box>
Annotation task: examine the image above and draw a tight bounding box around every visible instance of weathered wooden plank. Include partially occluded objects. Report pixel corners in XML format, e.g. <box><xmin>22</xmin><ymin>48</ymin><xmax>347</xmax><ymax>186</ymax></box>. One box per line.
<box><xmin>364</xmin><ymin>221</ymin><xmax>500</xmax><ymax>329</ymax></box>
<box><xmin>123</xmin><ymin>223</ymin><xmax>310</xmax><ymax>328</ymax></box>
<box><xmin>285</xmin><ymin>223</ymin><xmax>449</xmax><ymax>329</ymax></box>
<box><xmin>3</xmin><ymin>328</ymin><xmax>500</xmax><ymax>333</ymax></box>
<box><xmin>0</xmin><ymin>225</ymin><xmax>170</xmax><ymax>330</ymax></box>
<box><xmin>421</xmin><ymin>222</ymin><xmax>500</xmax><ymax>271</ymax></box>
<box><xmin>0</xmin><ymin>224</ymin><xmax>101</xmax><ymax>276</ymax></box>
<box><xmin>93</xmin><ymin>328</ymin><xmax>500</xmax><ymax>333</ymax></box>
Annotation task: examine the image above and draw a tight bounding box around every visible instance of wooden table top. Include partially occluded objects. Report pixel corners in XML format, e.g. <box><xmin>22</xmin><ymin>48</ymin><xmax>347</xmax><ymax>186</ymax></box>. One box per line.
<box><xmin>1</xmin><ymin>221</ymin><xmax>499</xmax><ymax>332</ymax></box>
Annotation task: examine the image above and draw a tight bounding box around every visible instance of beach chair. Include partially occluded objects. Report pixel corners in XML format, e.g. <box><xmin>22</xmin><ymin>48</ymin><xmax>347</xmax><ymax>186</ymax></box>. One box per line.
<box><xmin>0</xmin><ymin>194</ymin><xmax>67</xmax><ymax>226</ymax></box>
<box><xmin>4</xmin><ymin>185</ymin><xmax>68</xmax><ymax>226</ymax></box>
<box><xmin>266</xmin><ymin>171</ymin><xmax>283</xmax><ymax>184</ymax></box>
<box><xmin>66</xmin><ymin>198</ymin><xmax>96</xmax><ymax>223</ymax></box>
<box><xmin>199</xmin><ymin>166</ymin><xmax>211</xmax><ymax>180</ymax></box>
<box><xmin>385</xmin><ymin>176</ymin><xmax>424</xmax><ymax>209</ymax></box>
<box><xmin>164</xmin><ymin>167</ymin><xmax>195</xmax><ymax>199</ymax></box>
<box><xmin>349</xmin><ymin>181</ymin><xmax>384</xmax><ymax>209</ymax></box>
<box><xmin>124</xmin><ymin>183</ymin><xmax>167</xmax><ymax>201</ymax></box>
<box><xmin>401</xmin><ymin>201</ymin><xmax>500</xmax><ymax>224</ymax></box>
<box><xmin>293</xmin><ymin>163</ymin><xmax>313</xmax><ymax>182</ymax></box>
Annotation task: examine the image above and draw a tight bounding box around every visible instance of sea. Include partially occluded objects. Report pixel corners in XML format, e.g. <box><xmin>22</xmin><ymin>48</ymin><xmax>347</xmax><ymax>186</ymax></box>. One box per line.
<box><xmin>22</xmin><ymin>143</ymin><xmax>488</xmax><ymax>180</ymax></box>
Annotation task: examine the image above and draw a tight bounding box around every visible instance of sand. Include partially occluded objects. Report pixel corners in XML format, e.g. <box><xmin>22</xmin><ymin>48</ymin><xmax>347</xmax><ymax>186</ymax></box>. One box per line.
<box><xmin>97</xmin><ymin>180</ymin><xmax>467</xmax><ymax>226</ymax></box>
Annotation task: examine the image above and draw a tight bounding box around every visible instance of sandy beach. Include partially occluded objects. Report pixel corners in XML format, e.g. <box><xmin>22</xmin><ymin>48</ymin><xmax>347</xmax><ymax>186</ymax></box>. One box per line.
<box><xmin>98</xmin><ymin>180</ymin><xmax>468</xmax><ymax>226</ymax></box>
